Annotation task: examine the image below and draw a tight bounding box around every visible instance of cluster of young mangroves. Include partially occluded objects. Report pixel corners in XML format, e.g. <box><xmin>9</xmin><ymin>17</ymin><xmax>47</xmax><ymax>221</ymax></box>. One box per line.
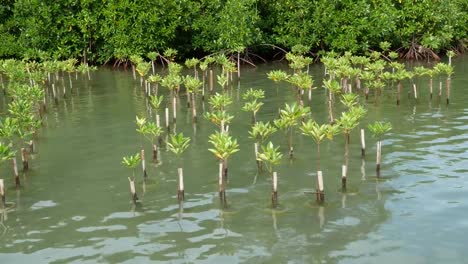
<box><xmin>120</xmin><ymin>45</ymin><xmax>456</xmax><ymax>209</ymax></box>
<box><xmin>0</xmin><ymin>58</ymin><xmax>95</xmax><ymax>211</ymax></box>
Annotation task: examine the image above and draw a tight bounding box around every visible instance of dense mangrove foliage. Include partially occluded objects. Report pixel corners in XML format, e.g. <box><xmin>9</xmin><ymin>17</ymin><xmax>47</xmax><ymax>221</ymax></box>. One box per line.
<box><xmin>0</xmin><ymin>0</ymin><xmax>467</xmax><ymax>63</ymax></box>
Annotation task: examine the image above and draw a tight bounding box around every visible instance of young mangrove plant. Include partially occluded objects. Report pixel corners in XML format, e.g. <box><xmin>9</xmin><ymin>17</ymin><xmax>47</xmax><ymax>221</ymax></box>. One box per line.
<box><xmin>322</xmin><ymin>79</ymin><xmax>341</xmax><ymax>124</ymax></box>
<box><xmin>300</xmin><ymin>120</ymin><xmax>339</xmax><ymax>198</ymax></box>
<box><xmin>135</xmin><ymin>116</ymin><xmax>149</xmax><ymax>180</ymax></box>
<box><xmin>167</xmin><ymin>133</ymin><xmax>191</xmax><ymax>201</ymax></box>
<box><xmin>274</xmin><ymin>102</ymin><xmax>310</xmax><ymax>159</ymax></box>
<box><xmin>242</xmin><ymin>88</ymin><xmax>265</xmax><ymax>123</ymax></box>
<box><xmin>257</xmin><ymin>142</ymin><xmax>283</xmax><ymax>208</ymax></box>
<box><xmin>368</xmin><ymin>121</ymin><xmax>392</xmax><ymax>176</ymax></box>
<box><xmin>336</xmin><ymin>106</ymin><xmax>367</xmax><ymax>187</ymax></box>
<box><xmin>208</xmin><ymin>131</ymin><xmax>239</xmax><ymax>205</ymax></box>
<box><xmin>147</xmin><ymin>74</ymin><xmax>162</xmax><ymax>96</ymax></box>
<box><xmin>0</xmin><ymin>117</ymin><xmax>20</xmax><ymax>187</ymax></box>
<box><xmin>0</xmin><ymin>142</ymin><xmax>15</xmax><ymax>197</ymax></box>
<box><xmin>183</xmin><ymin>75</ymin><xmax>202</xmax><ymax>122</ymax></box>
<box><xmin>121</xmin><ymin>153</ymin><xmax>141</xmax><ymax>204</ymax></box>
<box><xmin>249</xmin><ymin>121</ymin><xmax>277</xmax><ymax>170</ymax></box>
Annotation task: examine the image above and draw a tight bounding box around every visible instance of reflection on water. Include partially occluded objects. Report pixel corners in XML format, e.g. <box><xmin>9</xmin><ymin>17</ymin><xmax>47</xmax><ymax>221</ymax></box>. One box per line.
<box><xmin>0</xmin><ymin>56</ymin><xmax>467</xmax><ymax>263</ymax></box>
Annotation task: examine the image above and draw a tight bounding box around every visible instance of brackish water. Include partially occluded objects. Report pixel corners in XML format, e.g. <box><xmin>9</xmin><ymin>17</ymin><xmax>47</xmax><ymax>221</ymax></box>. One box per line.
<box><xmin>0</xmin><ymin>57</ymin><xmax>467</xmax><ymax>263</ymax></box>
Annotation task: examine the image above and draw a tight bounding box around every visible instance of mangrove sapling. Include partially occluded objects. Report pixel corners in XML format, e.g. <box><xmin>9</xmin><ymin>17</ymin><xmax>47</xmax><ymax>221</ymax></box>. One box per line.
<box><xmin>208</xmin><ymin>131</ymin><xmax>240</xmax><ymax>204</ymax></box>
<box><xmin>394</xmin><ymin>68</ymin><xmax>410</xmax><ymax>105</ymax></box>
<box><xmin>185</xmin><ymin>58</ymin><xmax>200</xmax><ymax>79</ymax></box>
<box><xmin>336</xmin><ymin>106</ymin><xmax>367</xmax><ymax>186</ymax></box>
<box><xmin>199</xmin><ymin>61</ymin><xmax>209</xmax><ymax>100</ymax></box>
<box><xmin>217</xmin><ymin>74</ymin><xmax>228</xmax><ymax>91</ymax></box>
<box><xmin>340</xmin><ymin>93</ymin><xmax>359</xmax><ymax>110</ymax></box>
<box><xmin>288</xmin><ymin>72</ymin><xmax>314</xmax><ymax>104</ymax></box>
<box><xmin>121</xmin><ymin>153</ymin><xmax>141</xmax><ymax>204</ymax></box>
<box><xmin>64</xmin><ymin>59</ymin><xmax>77</xmax><ymax>90</ymax></box>
<box><xmin>147</xmin><ymin>74</ymin><xmax>162</xmax><ymax>96</ymax></box>
<box><xmin>147</xmin><ymin>52</ymin><xmax>158</xmax><ymax>74</ymax></box>
<box><xmin>242</xmin><ymin>100</ymin><xmax>263</xmax><ymax>124</ymax></box>
<box><xmin>183</xmin><ymin>75</ymin><xmax>202</xmax><ymax>122</ymax></box>
<box><xmin>367</xmin><ymin>121</ymin><xmax>392</xmax><ymax>176</ymax></box>
<box><xmin>161</xmin><ymin>73</ymin><xmax>182</xmax><ymax>123</ymax></box>
<box><xmin>139</xmin><ymin>121</ymin><xmax>163</xmax><ymax>162</ymax></box>
<box><xmin>257</xmin><ymin>142</ymin><xmax>283</xmax><ymax>208</ymax></box>
<box><xmin>167</xmin><ymin>133</ymin><xmax>191</xmax><ymax>201</ymax></box>
<box><xmin>136</xmin><ymin>61</ymin><xmax>151</xmax><ymax>88</ymax></box>
<box><xmin>322</xmin><ymin>79</ymin><xmax>341</xmax><ymax>124</ymax></box>
<box><xmin>135</xmin><ymin>116</ymin><xmax>149</xmax><ymax>179</ymax></box>
<box><xmin>412</xmin><ymin>66</ymin><xmax>428</xmax><ymax>102</ymax></box>
<box><xmin>0</xmin><ymin>143</ymin><xmax>15</xmax><ymax>206</ymax></box>
<box><xmin>249</xmin><ymin>122</ymin><xmax>277</xmax><ymax>171</ymax></box>
<box><xmin>129</xmin><ymin>55</ymin><xmax>143</xmax><ymax>80</ymax></box>
<box><xmin>274</xmin><ymin>103</ymin><xmax>310</xmax><ymax>159</ymax></box>
<box><xmin>204</xmin><ymin>110</ymin><xmax>234</xmax><ymax>133</ymax></box>
<box><xmin>300</xmin><ymin>120</ymin><xmax>339</xmax><ymax>195</ymax></box>
<box><xmin>148</xmin><ymin>95</ymin><xmax>164</xmax><ymax>124</ymax></box>
<box><xmin>208</xmin><ymin>92</ymin><xmax>232</xmax><ymax>112</ymax></box>
<box><xmin>359</xmin><ymin>70</ymin><xmax>375</xmax><ymax>101</ymax></box>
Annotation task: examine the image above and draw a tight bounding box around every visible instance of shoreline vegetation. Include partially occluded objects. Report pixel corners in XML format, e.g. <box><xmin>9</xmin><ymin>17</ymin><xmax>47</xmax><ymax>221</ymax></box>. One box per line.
<box><xmin>0</xmin><ymin>0</ymin><xmax>467</xmax><ymax>65</ymax></box>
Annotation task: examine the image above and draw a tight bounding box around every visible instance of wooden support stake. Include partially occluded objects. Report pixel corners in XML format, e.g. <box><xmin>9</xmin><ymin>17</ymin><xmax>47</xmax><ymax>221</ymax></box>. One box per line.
<box><xmin>429</xmin><ymin>79</ymin><xmax>433</xmax><ymax>99</ymax></box>
<box><xmin>317</xmin><ymin>170</ymin><xmax>324</xmax><ymax>202</ymax></box>
<box><xmin>128</xmin><ymin>177</ymin><xmax>138</xmax><ymax>204</ymax></box>
<box><xmin>177</xmin><ymin>168</ymin><xmax>184</xmax><ymax>201</ymax></box>
<box><xmin>165</xmin><ymin>107</ymin><xmax>170</xmax><ymax>132</ymax></box>
<box><xmin>219</xmin><ymin>161</ymin><xmax>225</xmax><ymax>203</ymax></box>
<box><xmin>341</xmin><ymin>165</ymin><xmax>347</xmax><ymax>190</ymax></box>
<box><xmin>13</xmin><ymin>158</ymin><xmax>19</xmax><ymax>188</ymax></box>
<box><xmin>209</xmin><ymin>70</ymin><xmax>214</xmax><ymax>95</ymax></box>
<box><xmin>438</xmin><ymin>81</ymin><xmax>442</xmax><ymax>99</ymax></box>
<box><xmin>360</xmin><ymin>129</ymin><xmax>366</xmax><ymax>157</ymax></box>
<box><xmin>272</xmin><ymin>171</ymin><xmax>278</xmax><ymax>208</ymax></box>
<box><xmin>413</xmin><ymin>83</ymin><xmax>418</xmax><ymax>100</ymax></box>
<box><xmin>376</xmin><ymin>141</ymin><xmax>382</xmax><ymax>176</ymax></box>
<box><xmin>21</xmin><ymin>148</ymin><xmax>28</xmax><ymax>171</ymax></box>
<box><xmin>52</xmin><ymin>84</ymin><xmax>58</xmax><ymax>104</ymax></box>
<box><xmin>152</xmin><ymin>144</ymin><xmax>158</xmax><ymax>162</ymax></box>
<box><xmin>0</xmin><ymin>179</ymin><xmax>5</xmax><ymax>207</ymax></box>
<box><xmin>172</xmin><ymin>96</ymin><xmax>177</xmax><ymax>123</ymax></box>
<box><xmin>141</xmin><ymin>149</ymin><xmax>147</xmax><ymax>180</ymax></box>
<box><xmin>29</xmin><ymin>140</ymin><xmax>35</xmax><ymax>154</ymax></box>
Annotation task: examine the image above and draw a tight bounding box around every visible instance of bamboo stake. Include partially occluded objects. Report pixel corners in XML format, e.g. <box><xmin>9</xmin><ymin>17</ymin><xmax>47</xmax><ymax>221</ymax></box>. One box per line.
<box><xmin>13</xmin><ymin>158</ymin><xmax>19</xmax><ymax>188</ymax></box>
<box><xmin>429</xmin><ymin>78</ymin><xmax>433</xmax><ymax>99</ymax></box>
<box><xmin>21</xmin><ymin>148</ymin><xmax>28</xmax><ymax>171</ymax></box>
<box><xmin>438</xmin><ymin>81</ymin><xmax>442</xmax><ymax>100</ymax></box>
<box><xmin>0</xmin><ymin>179</ymin><xmax>4</xmax><ymax>207</ymax></box>
<box><xmin>272</xmin><ymin>171</ymin><xmax>278</xmax><ymax>208</ymax></box>
<box><xmin>152</xmin><ymin>144</ymin><xmax>158</xmax><ymax>162</ymax></box>
<box><xmin>413</xmin><ymin>83</ymin><xmax>418</xmax><ymax>100</ymax></box>
<box><xmin>360</xmin><ymin>129</ymin><xmax>366</xmax><ymax>157</ymax></box>
<box><xmin>165</xmin><ymin>107</ymin><xmax>170</xmax><ymax>132</ymax></box>
<box><xmin>254</xmin><ymin>142</ymin><xmax>260</xmax><ymax>169</ymax></box>
<box><xmin>177</xmin><ymin>168</ymin><xmax>184</xmax><ymax>201</ymax></box>
<box><xmin>376</xmin><ymin>141</ymin><xmax>382</xmax><ymax>176</ymax></box>
<box><xmin>446</xmin><ymin>77</ymin><xmax>451</xmax><ymax>105</ymax></box>
<box><xmin>141</xmin><ymin>149</ymin><xmax>147</xmax><ymax>180</ymax></box>
<box><xmin>29</xmin><ymin>140</ymin><xmax>35</xmax><ymax>154</ymax></box>
<box><xmin>52</xmin><ymin>84</ymin><xmax>58</xmax><ymax>104</ymax></box>
<box><xmin>128</xmin><ymin>177</ymin><xmax>138</xmax><ymax>204</ymax></box>
<box><xmin>317</xmin><ymin>171</ymin><xmax>324</xmax><ymax>202</ymax></box>
<box><xmin>172</xmin><ymin>96</ymin><xmax>177</xmax><ymax>123</ymax></box>
<box><xmin>341</xmin><ymin>165</ymin><xmax>347</xmax><ymax>190</ymax></box>
<box><xmin>209</xmin><ymin>70</ymin><xmax>214</xmax><ymax>95</ymax></box>
<box><xmin>219</xmin><ymin>161</ymin><xmax>225</xmax><ymax>203</ymax></box>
